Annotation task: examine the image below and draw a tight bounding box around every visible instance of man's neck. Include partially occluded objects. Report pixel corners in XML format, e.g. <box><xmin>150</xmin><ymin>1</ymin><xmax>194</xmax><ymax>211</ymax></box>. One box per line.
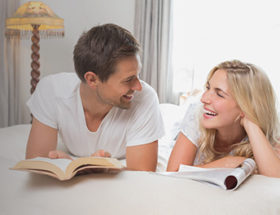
<box><xmin>79</xmin><ymin>82</ymin><xmax>112</xmax><ymax>122</ymax></box>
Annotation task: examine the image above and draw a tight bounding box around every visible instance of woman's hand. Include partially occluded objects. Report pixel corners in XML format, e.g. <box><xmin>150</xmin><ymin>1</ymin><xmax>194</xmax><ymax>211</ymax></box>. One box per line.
<box><xmin>240</xmin><ymin>114</ymin><xmax>258</xmax><ymax>131</ymax></box>
<box><xmin>239</xmin><ymin>113</ymin><xmax>280</xmax><ymax>177</ymax></box>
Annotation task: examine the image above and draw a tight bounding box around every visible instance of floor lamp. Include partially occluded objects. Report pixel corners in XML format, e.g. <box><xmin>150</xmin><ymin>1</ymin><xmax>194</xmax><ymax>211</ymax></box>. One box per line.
<box><xmin>5</xmin><ymin>1</ymin><xmax>64</xmax><ymax>94</ymax></box>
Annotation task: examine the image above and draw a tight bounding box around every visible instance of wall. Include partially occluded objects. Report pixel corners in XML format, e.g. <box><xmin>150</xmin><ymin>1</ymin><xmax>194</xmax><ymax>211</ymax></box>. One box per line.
<box><xmin>19</xmin><ymin>0</ymin><xmax>136</xmax><ymax>123</ymax></box>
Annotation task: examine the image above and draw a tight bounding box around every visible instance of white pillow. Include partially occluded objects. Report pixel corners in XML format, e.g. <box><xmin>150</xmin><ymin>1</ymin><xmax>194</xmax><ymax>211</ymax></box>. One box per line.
<box><xmin>159</xmin><ymin>103</ymin><xmax>184</xmax><ymax>142</ymax></box>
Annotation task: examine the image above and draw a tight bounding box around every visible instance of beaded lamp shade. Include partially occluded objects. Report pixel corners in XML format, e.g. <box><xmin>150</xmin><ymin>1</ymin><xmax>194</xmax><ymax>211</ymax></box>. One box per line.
<box><xmin>5</xmin><ymin>1</ymin><xmax>64</xmax><ymax>94</ymax></box>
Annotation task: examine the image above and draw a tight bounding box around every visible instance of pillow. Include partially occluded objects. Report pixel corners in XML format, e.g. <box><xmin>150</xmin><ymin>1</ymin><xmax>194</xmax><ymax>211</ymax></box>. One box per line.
<box><xmin>159</xmin><ymin>103</ymin><xmax>184</xmax><ymax>142</ymax></box>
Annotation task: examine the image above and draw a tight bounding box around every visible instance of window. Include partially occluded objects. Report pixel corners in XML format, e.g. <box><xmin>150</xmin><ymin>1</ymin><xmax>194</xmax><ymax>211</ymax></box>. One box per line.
<box><xmin>172</xmin><ymin>0</ymin><xmax>280</xmax><ymax>102</ymax></box>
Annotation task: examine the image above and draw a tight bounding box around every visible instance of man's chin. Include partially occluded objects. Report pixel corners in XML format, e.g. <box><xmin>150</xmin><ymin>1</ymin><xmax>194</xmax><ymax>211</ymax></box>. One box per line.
<box><xmin>115</xmin><ymin>101</ymin><xmax>132</xmax><ymax>109</ymax></box>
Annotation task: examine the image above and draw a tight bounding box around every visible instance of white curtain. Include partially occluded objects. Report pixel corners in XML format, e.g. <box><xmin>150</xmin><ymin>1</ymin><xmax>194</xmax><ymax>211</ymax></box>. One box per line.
<box><xmin>134</xmin><ymin>0</ymin><xmax>174</xmax><ymax>103</ymax></box>
<box><xmin>0</xmin><ymin>0</ymin><xmax>21</xmax><ymax>128</ymax></box>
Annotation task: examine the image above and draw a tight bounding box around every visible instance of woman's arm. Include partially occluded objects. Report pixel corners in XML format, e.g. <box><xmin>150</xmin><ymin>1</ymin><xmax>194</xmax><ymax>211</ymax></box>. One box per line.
<box><xmin>167</xmin><ymin>132</ymin><xmax>247</xmax><ymax>170</ymax></box>
<box><xmin>167</xmin><ymin>132</ymin><xmax>197</xmax><ymax>171</ymax></box>
<box><xmin>196</xmin><ymin>156</ymin><xmax>246</xmax><ymax>168</ymax></box>
<box><xmin>242</xmin><ymin>117</ymin><xmax>280</xmax><ymax>178</ymax></box>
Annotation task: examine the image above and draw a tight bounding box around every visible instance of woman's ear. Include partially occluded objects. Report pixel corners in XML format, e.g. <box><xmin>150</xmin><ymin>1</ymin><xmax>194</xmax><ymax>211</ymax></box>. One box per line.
<box><xmin>84</xmin><ymin>71</ymin><xmax>99</xmax><ymax>88</ymax></box>
<box><xmin>234</xmin><ymin>112</ymin><xmax>244</xmax><ymax>122</ymax></box>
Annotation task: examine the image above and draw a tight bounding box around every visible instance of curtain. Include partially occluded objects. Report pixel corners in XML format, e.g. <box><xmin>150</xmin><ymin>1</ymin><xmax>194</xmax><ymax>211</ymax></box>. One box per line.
<box><xmin>134</xmin><ymin>0</ymin><xmax>174</xmax><ymax>103</ymax></box>
<box><xmin>0</xmin><ymin>0</ymin><xmax>21</xmax><ymax>128</ymax></box>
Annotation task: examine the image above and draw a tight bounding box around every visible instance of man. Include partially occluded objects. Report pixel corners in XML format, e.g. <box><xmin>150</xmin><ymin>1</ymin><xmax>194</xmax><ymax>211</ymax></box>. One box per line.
<box><xmin>25</xmin><ymin>24</ymin><xmax>164</xmax><ymax>171</ymax></box>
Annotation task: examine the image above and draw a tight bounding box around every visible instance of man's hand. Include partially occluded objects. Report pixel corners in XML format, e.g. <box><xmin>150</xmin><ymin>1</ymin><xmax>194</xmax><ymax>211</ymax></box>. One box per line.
<box><xmin>91</xmin><ymin>150</ymin><xmax>111</xmax><ymax>157</ymax></box>
<box><xmin>75</xmin><ymin>150</ymin><xmax>112</xmax><ymax>176</ymax></box>
<box><xmin>48</xmin><ymin>150</ymin><xmax>73</xmax><ymax>160</ymax></box>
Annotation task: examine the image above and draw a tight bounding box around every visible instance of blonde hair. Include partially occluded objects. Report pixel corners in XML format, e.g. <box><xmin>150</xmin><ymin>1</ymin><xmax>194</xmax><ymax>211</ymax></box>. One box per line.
<box><xmin>199</xmin><ymin>60</ymin><xmax>280</xmax><ymax>163</ymax></box>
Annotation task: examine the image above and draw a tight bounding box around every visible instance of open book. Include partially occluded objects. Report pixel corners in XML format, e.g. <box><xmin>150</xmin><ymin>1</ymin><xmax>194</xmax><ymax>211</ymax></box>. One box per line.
<box><xmin>11</xmin><ymin>156</ymin><xmax>124</xmax><ymax>181</ymax></box>
<box><xmin>158</xmin><ymin>158</ymin><xmax>256</xmax><ymax>190</ymax></box>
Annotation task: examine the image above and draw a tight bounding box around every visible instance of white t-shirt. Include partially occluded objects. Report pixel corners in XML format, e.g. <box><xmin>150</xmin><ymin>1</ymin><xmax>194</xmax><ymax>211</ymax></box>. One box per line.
<box><xmin>180</xmin><ymin>101</ymin><xmax>202</xmax><ymax>147</ymax></box>
<box><xmin>27</xmin><ymin>72</ymin><xmax>165</xmax><ymax>159</ymax></box>
<box><xmin>179</xmin><ymin>100</ymin><xmax>204</xmax><ymax>165</ymax></box>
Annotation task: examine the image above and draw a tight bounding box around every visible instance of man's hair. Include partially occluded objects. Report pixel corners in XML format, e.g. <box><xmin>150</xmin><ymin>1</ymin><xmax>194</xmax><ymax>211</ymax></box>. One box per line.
<box><xmin>198</xmin><ymin>60</ymin><xmax>280</xmax><ymax>163</ymax></box>
<box><xmin>73</xmin><ymin>23</ymin><xmax>140</xmax><ymax>82</ymax></box>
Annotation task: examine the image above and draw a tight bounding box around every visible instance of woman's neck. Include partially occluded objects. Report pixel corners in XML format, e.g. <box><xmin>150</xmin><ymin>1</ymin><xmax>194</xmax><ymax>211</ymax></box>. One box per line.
<box><xmin>215</xmin><ymin>125</ymin><xmax>247</xmax><ymax>153</ymax></box>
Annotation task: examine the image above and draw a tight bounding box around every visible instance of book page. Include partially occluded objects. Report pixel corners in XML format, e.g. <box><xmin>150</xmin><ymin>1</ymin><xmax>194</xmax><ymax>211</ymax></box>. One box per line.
<box><xmin>31</xmin><ymin>157</ymin><xmax>73</xmax><ymax>172</ymax></box>
<box><xmin>66</xmin><ymin>157</ymin><xmax>124</xmax><ymax>178</ymax></box>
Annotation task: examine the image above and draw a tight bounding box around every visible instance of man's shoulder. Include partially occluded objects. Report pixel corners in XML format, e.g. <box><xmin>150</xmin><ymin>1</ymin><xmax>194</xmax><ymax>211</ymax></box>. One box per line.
<box><xmin>126</xmin><ymin>80</ymin><xmax>160</xmax><ymax>114</ymax></box>
<box><xmin>41</xmin><ymin>72</ymin><xmax>79</xmax><ymax>84</ymax></box>
<box><xmin>134</xmin><ymin>80</ymin><xmax>158</xmax><ymax>101</ymax></box>
<box><xmin>37</xmin><ymin>72</ymin><xmax>80</xmax><ymax>98</ymax></box>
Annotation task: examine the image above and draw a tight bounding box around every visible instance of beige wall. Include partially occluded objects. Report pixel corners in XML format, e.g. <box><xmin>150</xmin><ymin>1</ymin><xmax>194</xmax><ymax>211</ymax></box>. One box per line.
<box><xmin>18</xmin><ymin>0</ymin><xmax>135</xmax><ymax>123</ymax></box>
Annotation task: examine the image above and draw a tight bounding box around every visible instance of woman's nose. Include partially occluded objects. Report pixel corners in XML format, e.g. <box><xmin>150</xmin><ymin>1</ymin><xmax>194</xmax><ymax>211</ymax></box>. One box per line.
<box><xmin>200</xmin><ymin>90</ymin><xmax>211</xmax><ymax>104</ymax></box>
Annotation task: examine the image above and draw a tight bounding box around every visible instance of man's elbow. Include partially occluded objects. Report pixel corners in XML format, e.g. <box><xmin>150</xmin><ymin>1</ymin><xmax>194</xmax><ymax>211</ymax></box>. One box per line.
<box><xmin>126</xmin><ymin>161</ymin><xmax>157</xmax><ymax>172</ymax></box>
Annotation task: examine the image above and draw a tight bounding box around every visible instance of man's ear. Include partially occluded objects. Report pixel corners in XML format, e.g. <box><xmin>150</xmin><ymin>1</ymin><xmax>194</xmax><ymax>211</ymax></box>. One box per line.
<box><xmin>84</xmin><ymin>71</ymin><xmax>100</xmax><ymax>88</ymax></box>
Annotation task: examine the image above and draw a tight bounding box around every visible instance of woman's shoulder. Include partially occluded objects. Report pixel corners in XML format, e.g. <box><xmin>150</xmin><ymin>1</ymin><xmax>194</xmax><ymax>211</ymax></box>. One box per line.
<box><xmin>179</xmin><ymin>99</ymin><xmax>202</xmax><ymax>147</ymax></box>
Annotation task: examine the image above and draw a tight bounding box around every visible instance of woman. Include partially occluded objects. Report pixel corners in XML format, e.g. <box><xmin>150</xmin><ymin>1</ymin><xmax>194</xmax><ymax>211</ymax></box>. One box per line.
<box><xmin>167</xmin><ymin>60</ymin><xmax>280</xmax><ymax>177</ymax></box>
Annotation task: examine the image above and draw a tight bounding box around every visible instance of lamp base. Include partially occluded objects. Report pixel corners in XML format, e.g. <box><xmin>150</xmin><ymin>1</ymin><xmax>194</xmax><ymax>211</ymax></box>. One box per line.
<box><xmin>30</xmin><ymin>25</ymin><xmax>40</xmax><ymax>94</ymax></box>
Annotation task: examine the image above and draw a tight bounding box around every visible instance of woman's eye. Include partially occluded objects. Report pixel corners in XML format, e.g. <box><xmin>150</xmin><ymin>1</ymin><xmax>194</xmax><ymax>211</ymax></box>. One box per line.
<box><xmin>217</xmin><ymin>92</ymin><xmax>224</xmax><ymax>98</ymax></box>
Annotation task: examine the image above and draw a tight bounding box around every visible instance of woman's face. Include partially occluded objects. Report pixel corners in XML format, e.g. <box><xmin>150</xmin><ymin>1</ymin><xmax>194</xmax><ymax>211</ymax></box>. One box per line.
<box><xmin>200</xmin><ymin>69</ymin><xmax>241</xmax><ymax>131</ymax></box>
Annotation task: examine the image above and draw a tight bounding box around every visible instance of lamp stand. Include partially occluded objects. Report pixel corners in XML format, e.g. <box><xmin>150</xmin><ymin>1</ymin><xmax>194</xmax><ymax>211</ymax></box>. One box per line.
<box><xmin>30</xmin><ymin>24</ymin><xmax>40</xmax><ymax>94</ymax></box>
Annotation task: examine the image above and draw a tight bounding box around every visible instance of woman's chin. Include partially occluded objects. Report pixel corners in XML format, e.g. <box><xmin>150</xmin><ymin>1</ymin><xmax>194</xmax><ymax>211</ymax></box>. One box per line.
<box><xmin>201</xmin><ymin>120</ymin><xmax>216</xmax><ymax>129</ymax></box>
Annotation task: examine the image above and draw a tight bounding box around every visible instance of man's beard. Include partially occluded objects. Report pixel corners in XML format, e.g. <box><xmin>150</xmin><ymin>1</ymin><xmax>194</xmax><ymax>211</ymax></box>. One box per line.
<box><xmin>96</xmin><ymin>89</ymin><xmax>133</xmax><ymax>110</ymax></box>
<box><xmin>117</xmin><ymin>96</ymin><xmax>132</xmax><ymax>109</ymax></box>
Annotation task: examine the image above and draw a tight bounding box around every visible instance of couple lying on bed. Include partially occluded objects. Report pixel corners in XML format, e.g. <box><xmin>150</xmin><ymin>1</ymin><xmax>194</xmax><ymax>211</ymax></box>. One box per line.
<box><xmin>25</xmin><ymin>24</ymin><xmax>280</xmax><ymax>178</ymax></box>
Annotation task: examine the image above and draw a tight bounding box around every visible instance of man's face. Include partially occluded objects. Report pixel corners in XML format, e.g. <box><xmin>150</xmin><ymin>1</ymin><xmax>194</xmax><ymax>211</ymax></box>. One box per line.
<box><xmin>95</xmin><ymin>55</ymin><xmax>142</xmax><ymax>109</ymax></box>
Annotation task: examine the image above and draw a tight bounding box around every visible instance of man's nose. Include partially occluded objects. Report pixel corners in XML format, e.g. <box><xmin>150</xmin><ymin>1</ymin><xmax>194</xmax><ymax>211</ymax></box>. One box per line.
<box><xmin>132</xmin><ymin>77</ymin><xmax>142</xmax><ymax>91</ymax></box>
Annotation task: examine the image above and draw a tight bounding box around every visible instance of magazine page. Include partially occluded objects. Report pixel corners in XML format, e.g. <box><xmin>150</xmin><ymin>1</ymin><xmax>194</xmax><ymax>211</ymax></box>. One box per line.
<box><xmin>159</xmin><ymin>166</ymin><xmax>234</xmax><ymax>189</ymax></box>
<box><xmin>224</xmin><ymin>158</ymin><xmax>256</xmax><ymax>190</ymax></box>
<box><xmin>156</xmin><ymin>158</ymin><xmax>256</xmax><ymax>190</ymax></box>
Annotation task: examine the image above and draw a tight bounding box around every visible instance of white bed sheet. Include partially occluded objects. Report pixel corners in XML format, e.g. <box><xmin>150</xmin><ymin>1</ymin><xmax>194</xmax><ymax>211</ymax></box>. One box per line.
<box><xmin>1</xmin><ymin>104</ymin><xmax>280</xmax><ymax>215</ymax></box>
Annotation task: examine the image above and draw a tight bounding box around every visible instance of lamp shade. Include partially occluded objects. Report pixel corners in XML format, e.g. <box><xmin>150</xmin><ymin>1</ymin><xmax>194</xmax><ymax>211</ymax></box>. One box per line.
<box><xmin>5</xmin><ymin>1</ymin><xmax>64</xmax><ymax>38</ymax></box>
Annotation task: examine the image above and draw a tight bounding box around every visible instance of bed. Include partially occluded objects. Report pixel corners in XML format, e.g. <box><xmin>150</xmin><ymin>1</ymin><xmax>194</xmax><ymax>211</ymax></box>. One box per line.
<box><xmin>1</xmin><ymin>103</ymin><xmax>280</xmax><ymax>215</ymax></box>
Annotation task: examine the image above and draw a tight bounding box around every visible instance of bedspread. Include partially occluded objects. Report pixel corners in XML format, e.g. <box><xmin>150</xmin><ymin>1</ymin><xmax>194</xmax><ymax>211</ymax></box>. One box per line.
<box><xmin>1</xmin><ymin>104</ymin><xmax>280</xmax><ymax>215</ymax></box>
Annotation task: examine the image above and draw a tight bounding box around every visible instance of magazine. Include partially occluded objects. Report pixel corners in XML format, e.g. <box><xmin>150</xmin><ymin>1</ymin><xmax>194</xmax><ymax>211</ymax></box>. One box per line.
<box><xmin>157</xmin><ymin>158</ymin><xmax>256</xmax><ymax>190</ymax></box>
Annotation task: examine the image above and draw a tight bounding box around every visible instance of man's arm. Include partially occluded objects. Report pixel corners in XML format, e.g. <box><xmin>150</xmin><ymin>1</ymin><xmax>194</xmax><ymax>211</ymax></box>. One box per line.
<box><xmin>26</xmin><ymin>117</ymin><xmax>58</xmax><ymax>159</ymax></box>
<box><xmin>126</xmin><ymin>141</ymin><xmax>158</xmax><ymax>171</ymax></box>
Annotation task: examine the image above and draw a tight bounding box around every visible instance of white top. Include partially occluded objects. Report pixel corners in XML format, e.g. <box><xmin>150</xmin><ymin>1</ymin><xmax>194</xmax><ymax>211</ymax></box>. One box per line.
<box><xmin>27</xmin><ymin>72</ymin><xmax>165</xmax><ymax>159</ymax></box>
<box><xmin>180</xmin><ymin>101</ymin><xmax>202</xmax><ymax>147</ymax></box>
<box><xmin>179</xmin><ymin>100</ymin><xmax>204</xmax><ymax>164</ymax></box>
